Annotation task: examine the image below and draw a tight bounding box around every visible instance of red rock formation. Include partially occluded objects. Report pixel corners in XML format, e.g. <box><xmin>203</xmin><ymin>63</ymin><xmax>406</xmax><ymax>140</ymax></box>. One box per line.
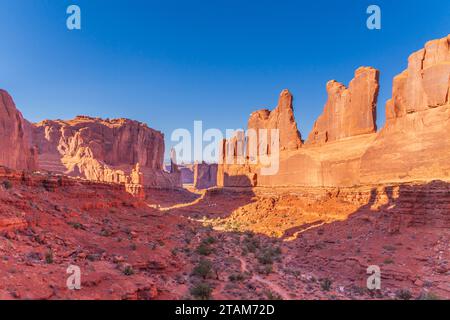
<box><xmin>361</xmin><ymin>34</ymin><xmax>450</xmax><ymax>184</ymax></box>
<box><xmin>219</xmin><ymin>34</ymin><xmax>450</xmax><ymax>188</ymax></box>
<box><xmin>307</xmin><ymin>67</ymin><xmax>379</xmax><ymax>144</ymax></box>
<box><xmin>193</xmin><ymin>162</ymin><xmax>218</xmax><ymax>189</ymax></box>
<box><xmin>0</xmin><ymin>90</ymin><xmax>36</xmax><ymax>171</ymax></box>
<box><xmin>248</xmin><ymin>89</ymin><xmax>302</xmax><ymax>152</ymax></box>
<box><xmin>32</xmin><ymin>116</ymin><xmax>180</xmax><ymax>189</ymax></box>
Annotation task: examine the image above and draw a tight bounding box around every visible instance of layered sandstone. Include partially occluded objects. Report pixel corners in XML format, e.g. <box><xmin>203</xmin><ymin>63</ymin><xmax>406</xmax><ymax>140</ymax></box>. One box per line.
<box><xmin>0</xmin><ymin>90</ymin><xmax>36</xmax><ymax>171</ymax></box>
<box><xmin>307</xmin><ymin>67</ymin><xmax>379</xmax><ymax>144</ymax></box>
<box><xmin>193</xmin><ymin>162</ymin><xmax>218</xmax><ymax>189</ymax></box>
<box><xmin>32</xmin><ymin>116</ymin><xmax>180</xmax><ymax>189</ymax></box>
<box><xmin>360</xmin><ymin>34</ymin><xmax>450</xmax><ymax>184</ymax></box>
<box><xmin>219</xmin><ymin>34</ymin><xmax>450</xmax><ymax>188</ymax></box>
<box><xmin>248</xmin><ymin>89</ymin><xmax>302</xmax><ymax>151</ymax></box>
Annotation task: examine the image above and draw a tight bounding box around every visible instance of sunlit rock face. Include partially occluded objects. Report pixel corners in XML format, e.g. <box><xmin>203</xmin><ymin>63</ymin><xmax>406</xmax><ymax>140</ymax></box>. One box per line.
<box><xmin>360</xmin><ymin>34</ymin><xmax>450</xmax><ymax>184</ymax></box>
<box><xmin>307</xmin><ymin>67</ymin><xmax>379</xmax><ymax>145</ymax></box>
<box><xmin>32</xmin><ymin>116</ymin><xmax>180</xmax><ymax>189</ymax></box>
<box><xmin>0</xmin><ymin>90</ymin><xmax>37</xmax><ymax>171</ymax></box>
<box><xmin>219</xmin><ymin>34</ymin><xmax>450</xmax><ymax>188</ymax></box>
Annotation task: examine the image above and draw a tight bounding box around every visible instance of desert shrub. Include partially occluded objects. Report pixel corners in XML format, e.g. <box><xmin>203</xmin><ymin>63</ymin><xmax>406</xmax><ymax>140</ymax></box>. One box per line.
<box><xmin>196</xmin><ymin>243</ymin><xmax>214</xmax><ymax>256</ymax></box>
<box><xmin>2</xmin><ymin>180</ymin><xmax>12</xmax><ymax>190</ymax></box>
<box><xmin>257</xmin><ymin>246</ymin><xmax>281</xmax><ymax>265</ymax></box>
<box><xmin>123</xmin><ymin>265</ymin><xmax>134</xmax><ymax>276</ymax></box>
<box><xmin>192</xmin><ymin>259</ymin><xmax>213</xmax><ymax>279</ymax></box>
<box><xmin>396</xmin><ymin>289</ymin><xmax>412</xmax><ymax>300</ymax></box>
<box><xmin>190</xmin><ymin>283</ymin><xmax>212</xmax><ymax>300</ymax></box>
<box><xmin>45</xmin><ymin>251</ymin><xmax>54</xmax><ymax>264</ymax></box>
<box><xmin>242</xmin><ymin>237</ymin><xmax>260</xmax><ymax>253</ymax></box>
<box><xmin>320</xmin><ymin>278</ymin><xmax>332</xmax><ymax>292</ymax></box>
<box><xmin>228</xmin><ymin>273</ymin><xmax>246</xmax><ymax>282</ymax></box>
<box><xmin>202</xmin><ymin>236</ymin><xmax>216</xmax><ymax>245</ymax></box>
<box><xmin>68</xmin><ymin>221</ymin><xmax>84</xmax><ymax>230</ymax></box>
<box><xmin>264</xmin><ymin>290</ymin><xmax>282</xmax><ymax>300</ymax></box>
<box><xmin>257</xmin><ymin>264</ymin><xmax>273</xmax><ymax>275</ymax></box>
<box><xmin>383</xmin><ymin>258</ymin><xmax>394</xmax><ymax>264</ymax></box>
<box><xmin>418</xmin><ymin>292</ymin><xmax>440</xmax><ymax>300</ymax></box>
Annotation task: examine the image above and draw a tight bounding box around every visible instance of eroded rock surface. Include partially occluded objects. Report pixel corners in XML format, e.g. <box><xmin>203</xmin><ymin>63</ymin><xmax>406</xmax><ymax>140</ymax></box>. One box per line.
<box><xmin>307</xmin><ymin>67</ymin><xmax>379</xmax><ymax>144</ymax></box>
<box><xmin>32</xmin><ymin>116</ymin><xmax>180</xmax><ymax>189</ymax></box>
<box><xmin>0</xmin><ymin>90</ymin><xmax>36</xmax><ymax>171</ymax></box>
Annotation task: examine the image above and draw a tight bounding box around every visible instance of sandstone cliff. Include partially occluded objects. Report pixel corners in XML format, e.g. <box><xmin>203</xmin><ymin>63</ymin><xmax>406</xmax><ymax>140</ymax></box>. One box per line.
<box><xmin>0</xmin><ymin>90</ymin><xmax>37</xmax><ymax>171</ymax></box>
<box><xmin>248</xmin><ymin>89</ymin><xmax>302</xmax><ymax>151</ymax></box>
<box><xmin>360</xmin><ymin>34</ymin><xmax>450</xmax><ymax>184</ymax></box>
<box><xmin>307</xmin><ymin>67</ymin><xmax>379</xmax><ymax>144</ymax></box>
<box><xmin>32</xmin><ymin>116</ymin><xmax>180</xmax><ymax>189</ymax></box>
<box><xmin>219</xmin><ymin>34</ymin><xmax>450</xmax><ymax>188</ymax></box>
<box><xmin>193</xmin><ymin>162</ymin><xmax>218</xmax><ymax>189</ymax></box>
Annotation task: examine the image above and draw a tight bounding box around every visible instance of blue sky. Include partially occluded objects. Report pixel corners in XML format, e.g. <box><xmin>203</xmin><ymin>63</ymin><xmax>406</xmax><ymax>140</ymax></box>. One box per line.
<box><xmin>0</xmin><ymin>0</ymin><xmax>449</xmax><ymax>161</ymax></box>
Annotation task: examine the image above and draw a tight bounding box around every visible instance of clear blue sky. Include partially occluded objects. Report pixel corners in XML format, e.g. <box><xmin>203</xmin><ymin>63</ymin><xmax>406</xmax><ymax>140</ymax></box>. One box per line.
<box><xmin>0</xmin><ymin>0</ymin><xmax>449</xmax><ymax>161</ymax></box>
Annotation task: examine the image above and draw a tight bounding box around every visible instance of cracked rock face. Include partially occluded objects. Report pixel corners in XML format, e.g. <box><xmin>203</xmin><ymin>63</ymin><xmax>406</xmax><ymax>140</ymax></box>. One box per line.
<box><xmin>386</xmin><ymin>34</ymin><xmax>450</xmax><ymax>122</ymax></box>
<box><xmin>32</xmin><ymin>116</ymin><xmax>180</xmax><ymax>188</ymax></box>
<box><xmin>0</xmin><ymin>90</ymin><xmax>36</xmax><ymax>171</ymax></box>
<box><xmin>248</xmin><ymin>89</ymin><xmax>303</xmax><ymax>152</ymax></box>
<box><xmin>307</xmin><ymin>66</ymin><xmax>380</xmax><ymax>145</ymax></box>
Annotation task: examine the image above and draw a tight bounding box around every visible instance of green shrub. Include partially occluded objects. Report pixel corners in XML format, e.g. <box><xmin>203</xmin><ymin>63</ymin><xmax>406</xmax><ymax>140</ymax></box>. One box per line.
<box><xmin>196</xmin><ymin>243</ymin><xmax>214</xmax><ymax>256</ymax></box>
<box><xmin>190</xmin><ymin>283</ymin><xmax>212</xmax><ymax>300</ymax></box>
<box><xmin>396</xmin><ymin>289</ymin><xmax>412</xmax><ymax>300</ymax></box>
<box><xmin>228</xmin><ymin>273</ymin><xmax>245</xmax><ymax>282</ymax></box>
<box><xmin>45</xmin><ymin>251</ymin><xmax>54</xmax><ymax>264</ymax></box>
<box><xmin>192</xmin><ymin>259</ymin><xmax>213</xmax><ymax>279</ymax></box>
<box><xmin>2</xmin><ymin>180</ymin><xmax>12</xmax><ymax>190</ymax></box>
<box><xmin>123</xmin><ymin>265</ymin><xmax>134</xmax><ymax>276</ymax></box>
<box><xmin>320</xmin><ymin>278</ymin><xmax>332</xmax><ymax>292</ymax></box>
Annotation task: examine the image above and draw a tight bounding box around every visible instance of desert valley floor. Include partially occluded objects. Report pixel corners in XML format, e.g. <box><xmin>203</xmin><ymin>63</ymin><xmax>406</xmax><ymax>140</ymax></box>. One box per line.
<box><xmin>0</xmin><ymin>169</ymin><xmax>448</xmax><ymax>300</ymax></box>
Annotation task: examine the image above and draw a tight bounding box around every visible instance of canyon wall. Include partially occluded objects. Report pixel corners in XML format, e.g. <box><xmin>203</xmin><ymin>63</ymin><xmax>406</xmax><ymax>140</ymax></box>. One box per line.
<box><xmin>193</xmin><ymin>162</ymin><xmax>218</xmax><ymax>189</ymax></box>
<box><xmin>0</xmin><ymin>90</ymin><xmax>37</xmax><ymax>171</ymax></box>
<box><xmin>32</xmin><ymin>116</ymin><xmax>181</xmax><ymax>189</ymax></box>
<box><xmin>219</xmin><ymin>34</ymin><xmax>450</xmax><ymax>188</ymax></box>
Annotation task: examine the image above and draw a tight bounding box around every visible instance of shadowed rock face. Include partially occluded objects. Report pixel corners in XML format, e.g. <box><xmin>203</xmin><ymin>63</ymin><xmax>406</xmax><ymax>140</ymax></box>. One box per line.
<box><xmin>307</xmin><ymin>67</ymin><xmax>379</xmax><ymax>144</ymax></box>
<box><xmin>193</xmin><ymin>162</ymin><xmax>218</xmax><ymax>189</ymax></box>
<box><xmin>32</xmin><ymin>116</ymin><xmax>180</xmax><ymax>189</ymax></box>
<box><xmin>0</xmin><ymin>90</ymin><xmax>36</xmax><ymax>171</ymax></box>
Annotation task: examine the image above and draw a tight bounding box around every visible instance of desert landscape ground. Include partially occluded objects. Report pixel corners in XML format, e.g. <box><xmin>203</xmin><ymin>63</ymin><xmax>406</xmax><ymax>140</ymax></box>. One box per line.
<box><xmin>0</xmin><ymin>34</ymin><xmax>449</xmax><ymax>300</ymax></box>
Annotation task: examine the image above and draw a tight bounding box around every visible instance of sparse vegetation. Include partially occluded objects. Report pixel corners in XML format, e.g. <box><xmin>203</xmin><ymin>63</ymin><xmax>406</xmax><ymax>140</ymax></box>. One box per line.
<box><xmin>320</xmin><ymin>278</ymin><xmax>332</xmax><ymax>292</ymax></box>
<box><xmin>123</xmin><ymin>265</ymin><xmax>134</xmax><ymax>276</ymax></box>
<box><xmin>190</xmin><ymin>282</ymin><xmax>212</xmax><ymax>300</ymax></box>
<box><xmin>418</xmin><ymin>292</ymin><xmax>440</xmax><ymax>300</ymax></box>
<box><xmin>192</xmin><ymin>259</ymin><xmax>213</xmax><ymax>279</ymax></box>
<box><xmin>2</xmin><ymin>180</ymin><xmax>12</xmax><ymax>190</ymax></box>
<box><xmin>264</xmin><ymin>290</ymin><xmax>283</xmax><ymax>300</ymax></box>
<box><xmin>396</xmin><ymin>289</ymin><xmax>412</xmax><ymax>300</ymax></box>
<box><xmin>383</xmin><ymin>258</ymin><xmax>394</xmax><ymax>264</ymax></box>
<box><xmin>196</xmin><ymin>243</ymin><xmax>214</xmax><ymax>256</ymax></box>
<box><xmin>228</xmin><ymin>273</ymin><xmax>246</xmax><ymax>282</ymax></box>
<box><xmin>45</xmin><ymin>250</ymin><xmax>54</xmax><ymax>264</ymax></box>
